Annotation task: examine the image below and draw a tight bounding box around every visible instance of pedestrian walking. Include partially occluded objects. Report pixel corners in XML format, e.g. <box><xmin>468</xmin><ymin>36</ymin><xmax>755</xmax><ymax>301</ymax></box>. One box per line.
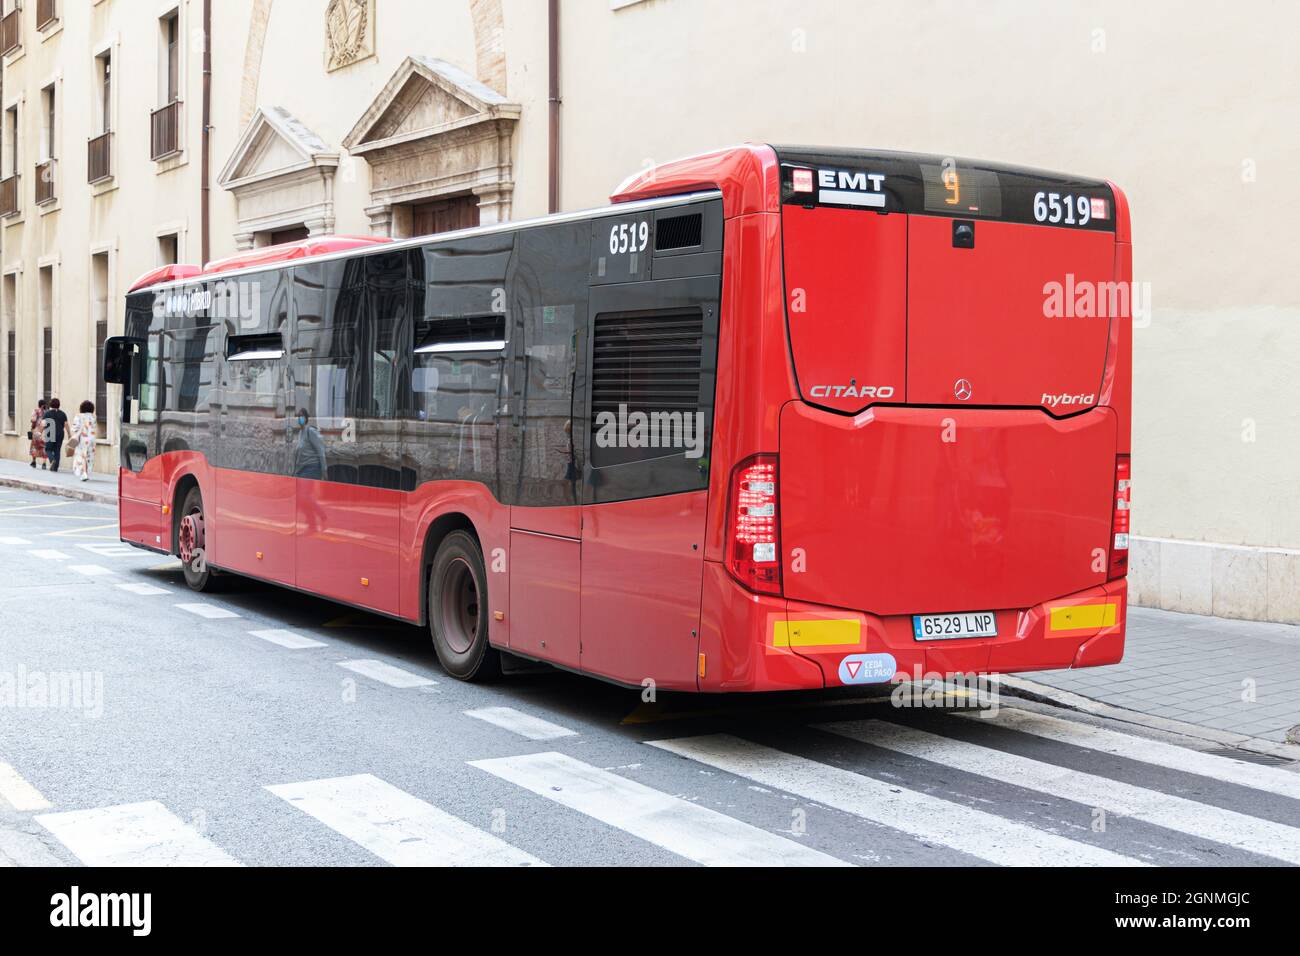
<box><xmin>28</xmin><ymin>398</ymin><xmax>48</xmax><ymax>469</ymax></box>
<box><xmin>42</xmin><ymin>398</ymin><xmax>69</xmax><ymax>473</ymax></box>
<box><xmin>70</xmin><ymin>401</ymin><xmax>97</xmax><ymax>481</ymax></box>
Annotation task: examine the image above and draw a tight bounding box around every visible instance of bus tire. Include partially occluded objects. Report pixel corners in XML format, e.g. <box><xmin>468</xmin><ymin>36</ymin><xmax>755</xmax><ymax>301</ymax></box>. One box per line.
<box><xmin>428</xmin><ymin>530</ymin><xmax>500</xmax><ymax>682</ymax></box>
<box><xmin>178</xmin><ymin>486</ymin><xmax>222</xmax><ymax>592</ymax></box>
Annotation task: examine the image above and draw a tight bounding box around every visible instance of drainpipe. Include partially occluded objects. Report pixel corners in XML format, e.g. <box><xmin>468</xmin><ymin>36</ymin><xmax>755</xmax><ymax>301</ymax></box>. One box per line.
<box><xmin>547</xmin><ymin>0</ymin><xmax>560</xmax><ymax>214</ymax></box>
<box><xmin>200</xmin><ymin>0</ymin><xmax>212</xmax><ymax>265</ymax></box>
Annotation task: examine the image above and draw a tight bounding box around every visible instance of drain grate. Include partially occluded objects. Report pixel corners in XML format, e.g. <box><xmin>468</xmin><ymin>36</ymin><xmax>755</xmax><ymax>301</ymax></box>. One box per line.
<box><xmin>1204</xmin><ymin>746</ymin><xmax>1294</xmax><ymax>766</ymax></box>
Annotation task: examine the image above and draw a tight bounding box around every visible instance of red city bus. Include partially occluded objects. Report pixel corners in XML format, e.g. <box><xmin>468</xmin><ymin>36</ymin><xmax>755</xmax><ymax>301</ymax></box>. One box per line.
<box><xmin>104</xmin><ymin>144</ymin><xmax>1132</xmax><ymax>692</ymax></box>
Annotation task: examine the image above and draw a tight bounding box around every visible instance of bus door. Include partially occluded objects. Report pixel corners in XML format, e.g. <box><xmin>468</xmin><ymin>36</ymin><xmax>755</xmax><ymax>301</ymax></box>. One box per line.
<box><xmin>505</xmin><ymin>222</ymin><xmax>585</xmax><ymax>669</ymax></box>
<box><xmin>578</xmin><ymin>204</ymin><xmax>721</xmax><ymax>688</ymax></box>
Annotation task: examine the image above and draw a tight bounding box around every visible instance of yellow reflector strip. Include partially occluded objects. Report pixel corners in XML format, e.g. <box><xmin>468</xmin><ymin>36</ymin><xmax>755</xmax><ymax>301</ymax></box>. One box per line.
<box><xmin>1049</xmin><ymin>603</ymin><xmax>1117</xmax><ymax>632</ymax></box>
<box><xmin>773</xmin><ymin>619</ymin><xmax>861</xmax><ymax>649</ymax></box>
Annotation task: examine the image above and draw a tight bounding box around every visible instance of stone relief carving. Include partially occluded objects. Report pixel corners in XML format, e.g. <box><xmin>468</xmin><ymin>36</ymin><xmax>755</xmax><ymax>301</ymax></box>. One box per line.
<box><xmin>325</xmin><ymin>0</ymin><xmax>375</xmax><ymax>72</ymax></box>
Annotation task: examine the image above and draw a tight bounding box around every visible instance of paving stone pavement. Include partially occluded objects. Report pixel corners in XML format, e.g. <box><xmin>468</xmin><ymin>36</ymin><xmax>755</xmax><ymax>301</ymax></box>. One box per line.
<box><xmin>1034</xmin><ymin>606</ymin><xmax>1300</xmax><ymax>743</ymax></box>
<box><xmin>0</xmin><ymin>455</ymin><xmax>115</xmax><ymax>504</ymax></box>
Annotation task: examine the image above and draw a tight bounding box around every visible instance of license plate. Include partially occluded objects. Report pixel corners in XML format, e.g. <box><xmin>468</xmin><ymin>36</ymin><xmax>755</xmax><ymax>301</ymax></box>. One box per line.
<box><xmin>912</xmin><ymin>611</ymin><xmax>998</xmax><ymax>641</ymax></box>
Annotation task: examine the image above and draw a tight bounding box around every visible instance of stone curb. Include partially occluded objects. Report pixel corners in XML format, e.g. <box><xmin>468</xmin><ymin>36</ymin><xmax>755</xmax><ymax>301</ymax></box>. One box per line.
<box><xmin>995</xmin><ymin>674</ymin><xmax>1300</xmax><ymax>762</ymax></box>
<box><xmin>0</xmin><ymin>474</ymin><xmax>117</xmax><ymax>506</ymax></box>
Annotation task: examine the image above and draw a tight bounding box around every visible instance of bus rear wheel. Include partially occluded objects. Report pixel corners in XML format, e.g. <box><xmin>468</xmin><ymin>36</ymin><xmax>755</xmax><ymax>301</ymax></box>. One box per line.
<box><xmin>428</xmin><ymin>531</ymin><xmax>500</xmax><ymax>682</ymax></box>
<box><xmin>178</xmin><ymin>486</ymin><xmax>221</xmax><ymax>592</ymax></box>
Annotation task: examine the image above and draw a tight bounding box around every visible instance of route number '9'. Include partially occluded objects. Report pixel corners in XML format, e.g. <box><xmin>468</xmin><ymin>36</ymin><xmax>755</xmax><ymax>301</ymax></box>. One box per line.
<box><xmin>1033</xmin><ymin>191</ymin><xmax>1092</xmax><ymax>226</ymax></box>
<box><xmin>609</xmin><ymin>220</ymin><xmax>650</xmax><ymax>255</ymax></box>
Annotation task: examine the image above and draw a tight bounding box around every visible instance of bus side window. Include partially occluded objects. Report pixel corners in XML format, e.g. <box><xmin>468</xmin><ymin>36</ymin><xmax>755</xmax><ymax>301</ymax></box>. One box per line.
<box><xmin>138</xmin><ymin>336</ymin><xmax>162</xmax><ymax>425</ymax></box>
<box><xmin>512</xmin><ymin>220</ymin><xmax>587</xmax><ymax>506</ymax></box>
<box><xmin>407</xmin><ymin>234</ymin><xmax>513</xmax><ymax>492</ymax></box>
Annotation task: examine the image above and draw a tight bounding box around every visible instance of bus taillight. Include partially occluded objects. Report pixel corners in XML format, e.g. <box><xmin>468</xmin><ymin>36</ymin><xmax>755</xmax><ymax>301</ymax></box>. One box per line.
<box><xmin>1109</xmin><ymin>455</ymin><xmax>1131</xmax><ymax>579</ymax></box>
<box><xmin>727</xmin><ymin>454</ymin><xmax>782</xmax><ymax>595</ymax></box>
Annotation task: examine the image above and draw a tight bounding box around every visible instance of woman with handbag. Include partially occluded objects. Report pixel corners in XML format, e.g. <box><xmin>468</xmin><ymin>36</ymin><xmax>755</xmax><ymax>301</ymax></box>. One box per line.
<box><xmin>28</xmin><ymin>398</ymin><xmax>48</xmax><ymax>468</ymax></box>
<box><xmin>69</xmin><ymin>400</ymin><xmax>97</xmax><ymax>481</ymax></box>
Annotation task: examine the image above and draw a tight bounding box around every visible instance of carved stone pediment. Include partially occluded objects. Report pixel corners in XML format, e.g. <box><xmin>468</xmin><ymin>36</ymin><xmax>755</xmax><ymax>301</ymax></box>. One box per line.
<box><xmin>343</xmin><ymin>55</ymin><xmax>519</xmax><ymax>156</ymax></box>
<box><xmin>343</xmin><ymin>56</ymin><xmax>521</xmax><ymax>230</ymax></box>
<box><xmin>220</xmin><ymin>106</ymin><xmax>338</xmax><ymax>189</ymax></box>
<box><xmin>219</xmin><ymin>107</ymin><xmax>341</xmax><ymax>249</ymax></box>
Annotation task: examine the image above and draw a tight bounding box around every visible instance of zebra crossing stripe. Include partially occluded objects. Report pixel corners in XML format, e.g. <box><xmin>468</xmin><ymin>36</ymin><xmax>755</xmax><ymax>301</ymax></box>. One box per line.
<box><xmin>959</xmin><ymin>707</ymin><xmax>1300</xmax><ymax>801</ymax></box>
<box><xmin>249</xmin><ymin>629</ymin><xmax>327</xmax><ymax>650</ymax></box>
<box><xmin>464</xmin><ymin>706</ymin><xmax>577</xmax><ymax>740</ymax></box>
<box><xmin>825</xmin><ymin>720</ymin><xmax>1300</xmax><ymax>866</ymax></box>
<box><xmin>336</xmin><ymin>659</ymin><xmax>435</xmax><ymax>688</ymax></box>
<box><xmin>472</xmin><ymin>750</ymin><xmax>846</xmax><ymax>867</ymax></box>
<box><xmin>35</xmin><ymin>801</ymin><xmax>240</xmax><ymax>866</ymax></box>
<box><xmin>267</xmin><ymin>773</ymin><xmax>543</xmax><ymax>866</ymax></box>
<box><xmin>648</xmin><ymin>734</ymin><xmax>1148</xmax><ymax>867</ymax></box>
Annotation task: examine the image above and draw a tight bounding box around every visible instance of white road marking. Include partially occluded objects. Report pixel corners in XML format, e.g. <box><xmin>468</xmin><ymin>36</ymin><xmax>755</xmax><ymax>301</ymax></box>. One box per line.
<box><xmin>0</xmin><ymin>761</ymin><xmax>52</xmax><ymax>812</ymax></box>
<box><xmin>649</xmin><ymin>734</ymin><xmax>1147</xmax><ymax>867</ymax></box>
<box><xmin>0</xmin><ymin>536</ymin><xmax>31</xmax><ymax>545</ymax></box>
<box><xmin>337</xmin><ymin>659</ymin><xmax>435</xmax><ymax>688</ymax></box>
<box><xmin>464</xmin><ymin>706</ymin><xmax>578</xmax><ymax>740</ymax></box>
<box><xmin>249</xmin><ymin>628</ymin><xmax>327</xmax><ymax>650</ymax></box>
<box><xmin>471</xmin><ymin>750</ymin><xmax>847</xmax><ymax>867</ymax></box>
<box><xmin>76</xmin><ymin>542</ymin><xmax>139</xmax><ymax>558</ymax></box>
<box><xmin>825</xmin><ymin>720</ymin><xmax>1300</xmax><ymax>866</ymax></box>
<box><xmin>68</xmin><ymin>564</ymin><xmax>114</xmax><ymax>577</ymax></box>
<box><xmin>960</xmin><ymin>708</ymin><xmax>1300</xmax><ymax>802</ymax></box>
<box><xmin>267</xmin><ymin>773</ymin><xmax>543</xmax><ymax>867</ymax></box>
<box><xmin>29</xmin><ymin>549</ymin><xmax>70</xmax><ymax>561</ymax></box>
<box><xmin>116</xmin><ymin>582</ymin><xmax>170</xmax><ymax>596</ymax></box>
<box><xmin>175</xmin><ymin>602</ymin><xmax>240</xmax><ymax>619</ymax></box>
<box><xmin>35</xmin><ymin>801</ymin><xmax>241</xmax><ymax>866</ymax></box>
<box><xmin>0</xmin><ymin>502</ymin><xmax>74</xmax><ymax>514</ymax></box>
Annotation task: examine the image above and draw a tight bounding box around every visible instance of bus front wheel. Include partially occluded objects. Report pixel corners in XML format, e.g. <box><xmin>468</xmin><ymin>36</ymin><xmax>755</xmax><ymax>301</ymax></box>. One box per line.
<box><xmin>428</xmin><ymin>531</ymin><xmax>500</xmax><ymax>682</ymax></box>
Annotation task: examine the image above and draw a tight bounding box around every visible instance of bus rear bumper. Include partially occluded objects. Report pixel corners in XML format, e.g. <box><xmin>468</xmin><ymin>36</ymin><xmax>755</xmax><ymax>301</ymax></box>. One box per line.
<box><xmin>701</xmin><ymin>565</ymin><xmax>1127</xmax><ymax>692</ymax></box>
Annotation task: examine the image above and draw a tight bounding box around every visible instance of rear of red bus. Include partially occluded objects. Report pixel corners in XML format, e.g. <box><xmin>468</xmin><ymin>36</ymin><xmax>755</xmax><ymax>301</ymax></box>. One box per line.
<box><xmin>617</xmin><ymin>144</ymin><xmax>1132</xmax><ymax>692</ymax></box>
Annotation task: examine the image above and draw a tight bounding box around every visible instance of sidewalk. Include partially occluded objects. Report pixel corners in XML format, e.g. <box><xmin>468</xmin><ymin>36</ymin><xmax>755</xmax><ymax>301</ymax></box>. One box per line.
<box><xmin>1024</xmin><ymin>606</ymin><xmax>1300</xmax><ymax>750</ymax></box>
<box><xmin>0</xmin><ymin>455</ymin><xmax>116</xmax><ymax>505</ymax></box>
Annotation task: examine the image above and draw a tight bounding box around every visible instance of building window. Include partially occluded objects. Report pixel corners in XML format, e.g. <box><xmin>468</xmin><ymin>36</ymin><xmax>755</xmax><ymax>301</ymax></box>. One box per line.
<box><xmin>158</xmin><ymin>233</ymin><xmax>179</xmax><ymax>265</ymax></box>
<box><xmin>89</xmin><ymin>51</ymin><xmax>113</xmax><ymax>183</ymax></box>
<box><xmin>99</xmin><ymin>54</ymin><xmax>112</xmax><ymax>132</ymax></box>
<box><xmin>1</xmin><ymin>1</ymin><xmax>21</xmax><ymax>56</ymax></box>
<box><xmin>2</xmin><ymin>272</ymin><xmax>14</xmax><ymax>427</ymax></box>
<box><xmin>38</xmin><ymin>265</ymin><xmax>53</xmax><ymax>400</ymax></box>
<box><xmin>1</xmin><ymin>104</ymin><xmax>19</xmax><ymax>218</ymax></box>
<box><xmin>5</xmin><ymin>330</ymin><xmax>14</xmax><ymax>427</ymax></box>
<box><xmin>96</xmin><ymin>321</ymin><xmax>107</xmax><ymax>429</ymax></box>
<box><xmin>43</xmin><ymin>329</ymin><xmax>53</xmax><ymax>402</ymax></box>
<box><xmin>151</xmin><ymin>12</ymin><xmax>181</xmax><ymax>160</ymax></box>
<box><xmin>163</xmin><ymin>11</ymin><xmax>179</xmax><ymax>102</ymax></box>
<box><xmin>92</xmin><ymin>252</ymin><xmax>110</xmax><ymax>436</ymax></box>
<box><xmin>37</xmin><ymin>0</ymin><xmax>58</xmax><ymax>32</ymax></box>
<box><xmin>36</xmin><ymin>85</ymin><xmax>56</xmax><ymax>205</ymax></box>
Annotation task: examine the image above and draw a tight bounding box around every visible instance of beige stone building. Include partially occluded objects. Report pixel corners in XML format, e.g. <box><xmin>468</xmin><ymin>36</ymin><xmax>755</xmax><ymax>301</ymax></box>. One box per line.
<box><xmin>0</xmin><ymin>0</ymin><xmax>1296</xmax><ymax>621</ymax></box>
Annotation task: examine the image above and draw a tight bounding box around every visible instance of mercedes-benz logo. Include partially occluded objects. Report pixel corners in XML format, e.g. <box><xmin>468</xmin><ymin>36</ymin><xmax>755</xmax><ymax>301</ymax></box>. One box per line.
<box><xmin>954</xmin><ymin>378</ymin><xmax>973</xmax><ymax>401</ymax></box>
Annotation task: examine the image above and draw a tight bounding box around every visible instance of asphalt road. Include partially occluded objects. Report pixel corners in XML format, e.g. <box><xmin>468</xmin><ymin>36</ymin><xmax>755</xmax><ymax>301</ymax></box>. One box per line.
<box><xmin>1</xmin><ymin>485</ymin><xmax>1298</xmax><ymax>867</ymax></box>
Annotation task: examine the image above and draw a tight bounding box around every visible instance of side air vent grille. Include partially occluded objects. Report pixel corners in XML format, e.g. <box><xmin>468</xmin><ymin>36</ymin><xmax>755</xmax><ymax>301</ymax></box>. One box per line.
<box><xmin>654</xmin><ymin>213</ymin><xmax>703</xmax><ymax>251</ymax></box>
<box><xmin>591</xmin><ymin>309</ymin><xmax>704</xmax><ymax>417</ymax></box>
